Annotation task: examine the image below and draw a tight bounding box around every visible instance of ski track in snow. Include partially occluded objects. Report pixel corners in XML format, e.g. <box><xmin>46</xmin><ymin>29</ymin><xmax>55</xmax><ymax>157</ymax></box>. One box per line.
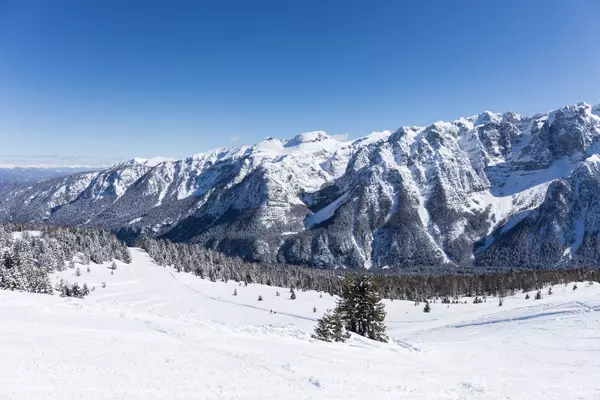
<box><xmin>1</xmin><ymin>248</ymin><xmax>599</xmax><ymax>399</ymax></box>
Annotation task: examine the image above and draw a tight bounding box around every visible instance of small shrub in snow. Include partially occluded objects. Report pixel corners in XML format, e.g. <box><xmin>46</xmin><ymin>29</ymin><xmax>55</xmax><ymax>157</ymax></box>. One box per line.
<box><xmin>423</xmin><ymin>301</ymin><xmax>431</xmax><ymax>313</ymax></box>
<box><xmin>573</xmin><ymin>284</ymin><xmax>578</xmax><ymax>291</ymax></box>
<box><xmin>258</xmin><ymin>295</ymin><xmax>263</xmax><ymax>301</ymax></box>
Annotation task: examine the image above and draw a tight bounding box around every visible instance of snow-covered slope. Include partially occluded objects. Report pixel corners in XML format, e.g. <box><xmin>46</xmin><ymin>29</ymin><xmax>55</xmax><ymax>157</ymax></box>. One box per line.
<box><xmin>0</xmin><ymin>248</ymin><xmax>598</xmax><ymax>399</ymax></box>
<box><xmin>1</xmin><ymin>102</ymin><xmax>600</xmax><ymax>270</ymax></box>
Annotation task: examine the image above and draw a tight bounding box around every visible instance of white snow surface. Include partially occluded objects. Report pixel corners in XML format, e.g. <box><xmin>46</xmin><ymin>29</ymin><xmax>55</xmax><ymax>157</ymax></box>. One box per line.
<box><xmin>305</xmin><ymin>192</ymin><xmax>349</xmax><ymax>228</ymax></box>
<box><xmin>1</xmin><ymin>248</ymin><xmax>599</xmax><ymax>399</ymax></box>
<box><xmin>132</xmin><ymin>157</ymin><xmax>176</xmax><ymax>167</ymax></box>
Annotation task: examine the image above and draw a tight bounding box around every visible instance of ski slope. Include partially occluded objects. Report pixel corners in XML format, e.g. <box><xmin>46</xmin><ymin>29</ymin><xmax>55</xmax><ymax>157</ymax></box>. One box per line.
<box><xmin>1</xmin><ymin>248</ymin><xmax>599</xmax><ymax>399</ymax></box>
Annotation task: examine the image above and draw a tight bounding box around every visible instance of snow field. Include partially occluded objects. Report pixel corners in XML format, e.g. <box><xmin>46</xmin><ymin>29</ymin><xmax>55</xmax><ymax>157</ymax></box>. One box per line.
<box><xmin>0</xmin><ymin>248</ymin><xmax>599</xmax><ymax>399</ymax></box>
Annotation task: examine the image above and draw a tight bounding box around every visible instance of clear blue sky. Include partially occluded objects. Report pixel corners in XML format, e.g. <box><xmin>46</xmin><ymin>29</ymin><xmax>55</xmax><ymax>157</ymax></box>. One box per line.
<box><xmin>1</xmin><ymin>0</ymin><xmax>599</xmax><ymax>166</ymax></box>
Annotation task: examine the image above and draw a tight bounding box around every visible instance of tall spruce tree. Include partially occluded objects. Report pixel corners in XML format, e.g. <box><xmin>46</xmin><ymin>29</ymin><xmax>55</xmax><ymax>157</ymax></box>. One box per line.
<box><xmin>328</xmin><ymin>275</ymin><xmax>388</xmax><ymax>343</ymax></box>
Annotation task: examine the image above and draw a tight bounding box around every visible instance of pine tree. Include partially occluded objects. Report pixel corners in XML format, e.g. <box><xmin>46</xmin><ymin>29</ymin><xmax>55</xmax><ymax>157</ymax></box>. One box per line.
<box><xmin>329</xmin><ymin>307</ymin><xmax>350</xmax><ymax>342</ymax></box>
<box><xmin>313</xmin><ymin>306</ymin><xmax>317</xmax><ymax>313</ymax></box>
<box><xmin>498</xmin><ymin>297</ymin><xmax>504</xmax><ymax>307</ymax></box>
<box><xmin>71</xmin><ymin>282</ymin><xmax>82</xmax><ymax>298</ymax></box>
<box><xmin>423</xmin><ymin>300</ymin><xmax>431</xmax><ymax>313</ymax></box>
<box><xmin>311</xmin><ymin>311</ymin><xmax>332</xmax><ymax>342</ymax></box>
<box><xmin>525</xmin><ymin>293</ymin><xmax>530</xmax><ymax>299</ymax></box>
<box><xmin>548</xmin><ymin>287</ymin><xmax>553</xmax><ymax>295</ymax></box>
<box><xmin>233</xmin><ymin>288</ymin><xmax>237</xmax><ymax>296</ymax></box>
<box><xmin>290</xmin><ymin>288</ymin><xmax>296</xmax><ymax>300</ymax></box>
<box><xmin>337</xmin><ymin>275</ymin><xmax>387</xmax><ymax>342</ymax></box>
<box><xmin>75</xmin><ymin>267</ymin><xmax>81</xmax><ymax>277</ymax></box>
<box><xmin>573</xmin><ymin>284</ymin><xmax>578</xmax><ymax>290</ymax></box>
<box><xmin>535</xmin><ymin>290</ymin><xmax>542</xmax><ymax>300</ymax></box>
<box><xmin>258</xmin><ymin>295</ymin><xmax>263</xmax><ymax>301</ymax></box>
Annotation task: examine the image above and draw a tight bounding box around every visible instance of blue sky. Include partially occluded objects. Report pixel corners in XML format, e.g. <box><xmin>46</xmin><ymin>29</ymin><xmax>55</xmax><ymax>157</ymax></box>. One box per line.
<box><xmin>1</xmin><ymin>0</ymin><xmax>599</xmax><ymax>166</ymax></box>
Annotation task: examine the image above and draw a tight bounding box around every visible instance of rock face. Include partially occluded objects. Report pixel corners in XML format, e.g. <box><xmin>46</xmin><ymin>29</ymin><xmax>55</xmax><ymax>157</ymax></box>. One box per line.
<box><xmin>1</xmin><ymin>103</ymin><xmax>600</xmax><ymax>272</ymax></box>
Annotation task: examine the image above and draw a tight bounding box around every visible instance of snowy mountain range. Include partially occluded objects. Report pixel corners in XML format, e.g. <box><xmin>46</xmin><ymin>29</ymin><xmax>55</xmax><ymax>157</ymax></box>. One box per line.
<box><xmin>0</xmin><ymin>166</ymin><xmax>97</xmax><ymax>183</ymax></box>
<box><xmin>2</xmin><ymin>102</ymin><xmax>600</xmax><ymax>271</ymax></box>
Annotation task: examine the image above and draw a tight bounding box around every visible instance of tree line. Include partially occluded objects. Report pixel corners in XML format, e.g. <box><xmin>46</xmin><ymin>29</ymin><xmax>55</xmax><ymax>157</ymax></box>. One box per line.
<box><xmin>2</xmin><ymin>224</ymin><xmax>598</xmax><ymax>302</ymax></box>
<box><xmin>137</xmin><ymin>236</ymin><xmax>600</xmax><ymax>300</ymax></box>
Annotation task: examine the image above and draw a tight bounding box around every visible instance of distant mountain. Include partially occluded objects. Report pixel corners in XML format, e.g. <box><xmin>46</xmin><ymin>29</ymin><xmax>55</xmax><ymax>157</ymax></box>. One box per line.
<box><xmin>1</xmin><ymin>102</ymin><xmax>600</xmax><ymax>272</ymax></box>
<box><xmin>0</xmin><ymin>166</ymin><xmax>98</xmax><ymax>183</ymax></box>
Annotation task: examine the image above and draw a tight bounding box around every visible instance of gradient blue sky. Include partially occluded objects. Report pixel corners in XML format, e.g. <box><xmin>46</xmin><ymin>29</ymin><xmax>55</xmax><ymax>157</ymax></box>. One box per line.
<box><xmin>1</xmin><ymin>0</ymin><xmax>599</xmax><ymax>166</ymax></box>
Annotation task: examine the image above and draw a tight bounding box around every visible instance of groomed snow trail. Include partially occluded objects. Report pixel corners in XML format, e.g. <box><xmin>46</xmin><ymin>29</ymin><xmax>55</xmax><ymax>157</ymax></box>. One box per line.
<box><xmin>0</xmin><ymin>248</ymin><xmax>599</xmax><ymax>399</ymax></box>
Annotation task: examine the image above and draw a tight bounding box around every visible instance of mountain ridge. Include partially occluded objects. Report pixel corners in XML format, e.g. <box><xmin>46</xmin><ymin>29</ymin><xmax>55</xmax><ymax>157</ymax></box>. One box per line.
<box><xmin>1</xmin><ymin>101</ymin><xmax>600</xmax><ymax>272</ymax></box>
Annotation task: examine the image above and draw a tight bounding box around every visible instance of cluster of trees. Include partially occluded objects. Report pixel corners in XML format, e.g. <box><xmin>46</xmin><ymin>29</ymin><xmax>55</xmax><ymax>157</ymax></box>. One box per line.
<box><xmin>139</xmin><ymin>237</ymin><xmax>600</xmax><ymax>301</ymax></box>
<box><xmin>372</xmin><ymin>268</ymin><xmax>600</xmax><ymax>301</ymax></box>
<box><xmin>55</xmin><ymin>279</ymin><xmax>91</xmax><ymax>298</ymax></box>
<box><xmin>0</xmin><ymin>225</ymin><xmax>130</xmax><ymax>296</ymax></box>
<box><xmin>137</xmin><ymin>237</ymin><xmax>343</xmax><ymax>293</ymax></box>
<box><xmin>313</xmin><ymin>275</ymin><xmax>387</xmax><ymax>343</ymax></box>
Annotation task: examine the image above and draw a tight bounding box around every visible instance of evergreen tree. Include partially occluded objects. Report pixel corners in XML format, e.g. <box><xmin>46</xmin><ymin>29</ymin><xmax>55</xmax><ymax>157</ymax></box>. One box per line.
<box><xmin>423</xmin><ymin>300</ymin><xmax>431</xmax><ymax>313</ymax></box>
<box><xmin>311</xmin><ymin>311</ymin><xmax>332</xmax><ymax>342</ymax></box>
<box><xmin>535</xmin><ymin>290</ymin><xmax>542</xmax><ymax>300</ymax></box>
<box><xmin>312</xmin><ymin>308</ymin><xmax>350</xmax><ymax>343</ymax></box>
<box><xmin>329</xmin><ymin>307</ymin><xmax>350</xmax><ymax>342</ymax></box>
<box><xmin>233</xmin><ymin>288</ymin><xmax>237</xmax><ymax>296</ymax></box>
<box><xmin>258</xmin><ymin>295</ymin><xmax>263</xmax><ymax>301</ymax></box>
<box><xmin>337</xmin><ymin>275</ymin><xmax>387</xmax><ymax>342</ymax></box>
<box><xmin>525</xmin><ymin>293</ymin><xmax>530</xmax><ymax>299</ymax></box>
<box><xmin>290</xmin><ymin>288</ymin><xmax>296</xmax><ymax>300</ymax></box>
<box><xmin>71</xmin><ymin>282</ymin><xmax>82</xmax><ymax>298</ymax></box>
